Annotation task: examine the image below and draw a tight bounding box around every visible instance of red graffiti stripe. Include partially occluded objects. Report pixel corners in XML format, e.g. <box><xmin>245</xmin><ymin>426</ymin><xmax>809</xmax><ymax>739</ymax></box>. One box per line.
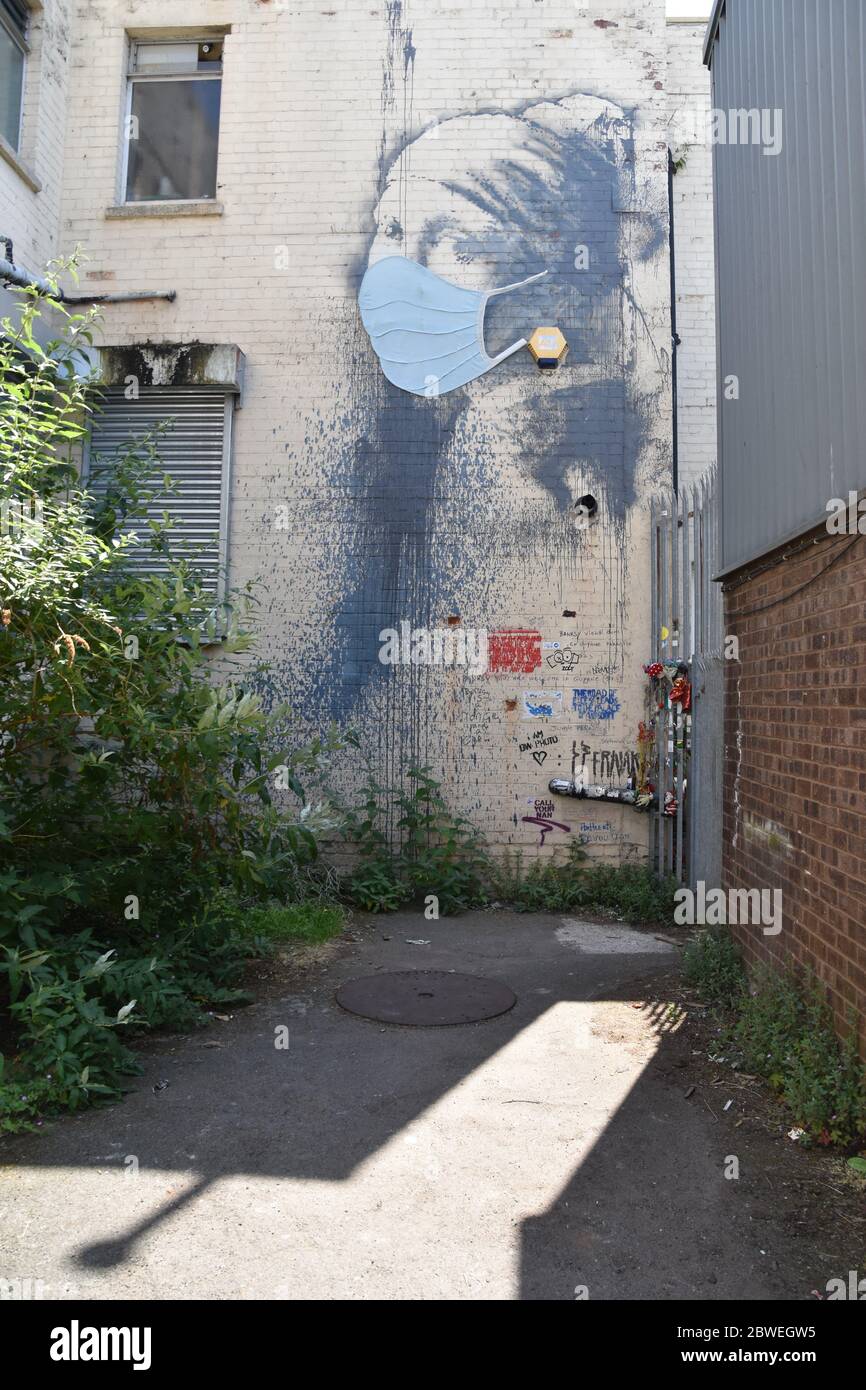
<box><xmin>488</xmin><ymin>628</ymin><xmax>542</xmax><ymax>674</ymax></box>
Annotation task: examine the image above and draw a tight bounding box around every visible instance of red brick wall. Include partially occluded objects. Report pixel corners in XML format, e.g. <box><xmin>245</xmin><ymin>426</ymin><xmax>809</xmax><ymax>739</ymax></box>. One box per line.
<box><xmin>723</xmin><ymin>528</ymin><xmax>866</xmax><ymax>1049</ymax></box>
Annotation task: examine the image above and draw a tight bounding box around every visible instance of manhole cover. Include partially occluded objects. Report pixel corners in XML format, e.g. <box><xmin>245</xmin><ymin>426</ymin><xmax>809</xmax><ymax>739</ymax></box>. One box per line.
<box><xmin>335</xmin><ymin>970</ymin><xmax>517</xmax><ymax>1027</ymax></box>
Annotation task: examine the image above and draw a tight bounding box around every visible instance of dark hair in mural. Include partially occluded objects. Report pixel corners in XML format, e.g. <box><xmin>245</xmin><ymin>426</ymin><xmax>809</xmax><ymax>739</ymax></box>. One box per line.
<box><xmin>270</xmin><ymin>91</ymin><xmax>669</xmax><ymax>750</ymax></box>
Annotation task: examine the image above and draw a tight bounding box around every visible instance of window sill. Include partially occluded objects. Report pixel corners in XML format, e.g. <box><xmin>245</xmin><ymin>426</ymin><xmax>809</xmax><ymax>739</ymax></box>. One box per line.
<box><xmin>0</xmin><ymin>134</ymin><xmax>41</xmax><ymax>193</ymax></box>
<box><xmin>105</xmin><ymin>200</ymin><xmax>224</xmax><ymax>220</ymax></box>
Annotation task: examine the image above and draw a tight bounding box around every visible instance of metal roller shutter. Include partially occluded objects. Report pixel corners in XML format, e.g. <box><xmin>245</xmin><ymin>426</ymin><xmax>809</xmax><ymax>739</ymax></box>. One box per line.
<box><xmin>87</xmin><ymin>387</ymin><xmax>232</xmax><ymax>599</ymax></box>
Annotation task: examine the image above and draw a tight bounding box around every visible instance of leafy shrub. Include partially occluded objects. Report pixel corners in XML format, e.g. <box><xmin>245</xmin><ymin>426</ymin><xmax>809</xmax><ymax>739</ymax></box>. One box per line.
<box><xmin>683</xmin><ymin>937</ymin><xmax>866</xmax><ymax>1147</ymax></box>
<box><xmin>577</xmin><ymin>863</ymin><xmax>679</xmax><ymax>923</ymax></box>
<box><xmin>494</xmin><ymin>841</ymin><xmax>591</xmax><ymax>913</ymax></box>
<box><xmin>682</xmin><ymin>928</ymin><xmax>746</xmax><ymax>1007</ymax></box>
<box><xmin>733</xmin><ymin>969</ymin><xmax>866</xmax><ymax>1145</ymax></box>
<box><xmin>341</xmin><ymin>766</ymin><xmax>489</xmax><ymax>915</ymax></box>
<box><xmin>0</xmin><ymin>944</ymin><xmax>141</xmax><ymax>1128</ymax></box>
<box><xmin>345</xmin><ymin>862</ymin><xmax>408</xmax><ymax>914</ymax></box>
<box><xmin>397</xmin><ymin>766</ymin><xmax>489</xmax><ymax>914</ymax></box>
<box><xmin>0</xmin><ymin>275</ymin><xmax>345</xmax><ymax>1129</ymax></box>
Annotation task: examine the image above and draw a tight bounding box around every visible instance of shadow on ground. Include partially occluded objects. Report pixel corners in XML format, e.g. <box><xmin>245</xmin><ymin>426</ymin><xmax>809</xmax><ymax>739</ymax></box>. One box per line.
<box><xmin>0</xmin><ymin>912</ymin><xmax>858</xmax><ymax>1300</ymax></box>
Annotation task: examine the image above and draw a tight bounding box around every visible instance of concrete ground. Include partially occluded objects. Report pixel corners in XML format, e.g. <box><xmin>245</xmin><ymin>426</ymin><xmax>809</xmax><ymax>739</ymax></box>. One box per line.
<box><xmin>0</xmin><ymin>912</ymin><xmax>850</xmax><ymax>1300</ymax></box>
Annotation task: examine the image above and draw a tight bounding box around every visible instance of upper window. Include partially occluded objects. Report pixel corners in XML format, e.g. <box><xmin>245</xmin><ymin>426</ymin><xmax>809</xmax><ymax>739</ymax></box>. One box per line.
<box><xmin>0</xmin><ymin>0</ymin><xmax>28</xmax><ymax>153</ymax></box>
<box><xmin>123</xmin><ymin>38</ymin><xmax>222</xmax><ymax>203</ymax></box>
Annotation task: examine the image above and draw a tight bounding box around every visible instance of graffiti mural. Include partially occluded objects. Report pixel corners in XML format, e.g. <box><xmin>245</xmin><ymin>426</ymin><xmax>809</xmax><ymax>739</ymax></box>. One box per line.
<box><xmin>522</xmin><ymin>814</ymin><xmax>571</xmax><ymax>846</ymax></box>
<box><xmin>571</xmin><ymin>688</ymin><xmax>622</xmax><ymax>721</ymax></box>
<box><xmin>258</xmin><ymin>2</ymin><xmax>671</xmax><ymax>854</ymax></box>
<box><xmin>517</xmin><ymin>729</ymin><xmax>560</xmax><ymax>765</ymax></box>
<box><xmin>488</xmin><ymin>629</ymin><xmax>542</xmax><ymax>675</ymax></box>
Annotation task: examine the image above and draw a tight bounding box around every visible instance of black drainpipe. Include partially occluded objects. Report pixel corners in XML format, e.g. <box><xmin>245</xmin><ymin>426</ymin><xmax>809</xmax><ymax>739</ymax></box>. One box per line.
<box><xmin>668</xmin><ymin>148</ymin><xmax>681</xmax><ymax>496</ymax></box>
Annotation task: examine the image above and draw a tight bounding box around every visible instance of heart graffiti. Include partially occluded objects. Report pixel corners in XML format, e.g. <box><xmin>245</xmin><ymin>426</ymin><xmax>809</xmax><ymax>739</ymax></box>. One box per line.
<box><xmin>531</xmin><ymin>750</ymin><xmax>548</xmax><ymax>766</ymax></box>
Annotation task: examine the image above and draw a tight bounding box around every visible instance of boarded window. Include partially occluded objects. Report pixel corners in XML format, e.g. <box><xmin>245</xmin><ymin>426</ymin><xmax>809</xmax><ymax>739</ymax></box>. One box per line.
<box><xmin>87</xmin><ymin>388</ymin><xmax>233</xmax><ymax>600</ymax></box>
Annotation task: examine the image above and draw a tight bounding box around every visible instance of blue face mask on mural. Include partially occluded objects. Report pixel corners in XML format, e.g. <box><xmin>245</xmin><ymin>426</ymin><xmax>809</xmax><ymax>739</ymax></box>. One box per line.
<box><xmin>358</xmin><ymin>255</ymin><xmax>548</xmax><ymax>396</ymax></box>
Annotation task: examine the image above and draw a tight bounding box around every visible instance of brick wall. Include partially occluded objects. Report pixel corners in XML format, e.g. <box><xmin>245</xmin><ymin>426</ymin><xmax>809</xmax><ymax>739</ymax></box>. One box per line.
<box><xmin>723</xmin><ymin>529</ymin><xmax>866</xmax><ymax>1046</ymax></box>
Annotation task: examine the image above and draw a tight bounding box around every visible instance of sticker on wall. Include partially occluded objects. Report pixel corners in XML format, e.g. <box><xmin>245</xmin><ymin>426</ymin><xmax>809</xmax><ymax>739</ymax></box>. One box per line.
<box><xmin>521</xmin><ymin>690</ymin><xmax>563</xmax><ymax>719</ymax></box>
<box><xmin>358</xmin><ymin>256</ymin><xmax>548</xmax><ymax>396</ymax></box>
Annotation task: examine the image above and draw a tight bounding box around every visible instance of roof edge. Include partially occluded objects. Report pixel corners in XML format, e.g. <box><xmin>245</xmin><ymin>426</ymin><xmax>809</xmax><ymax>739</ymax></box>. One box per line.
<box><xmin>702</xmin><ymin>0</ymin><xmax>726</xmax><ymax>67</ymax></box>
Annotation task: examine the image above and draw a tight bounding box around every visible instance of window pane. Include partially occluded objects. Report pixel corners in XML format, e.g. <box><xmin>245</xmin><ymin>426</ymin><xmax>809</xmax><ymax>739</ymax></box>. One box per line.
<box><xmin>132</xmin><ymin>40</ymin><xmax>222</xmax><ymax>75</ymax></box>
<box><xmin>132</xmin><ymin>42</ymin><xmax>200</xmax><ymax>73</ymax></box>
<box><xmin>125</xmin><ymin>79</ymin><xmax>221</xmax><ymax>201</ymax></box>
<box><xmin>0</xmin><ymin>22</ymin><xmax>24</xmax><ymax>151</ymax></box>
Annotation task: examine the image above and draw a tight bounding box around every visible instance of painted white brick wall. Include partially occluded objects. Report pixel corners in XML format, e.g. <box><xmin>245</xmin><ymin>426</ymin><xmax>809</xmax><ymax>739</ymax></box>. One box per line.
<box><xmin>0</xmin><ymin>0</ymin><xmax>72</xmax><ymax>294</ymax></box>
<box><xmin>666</xmin><ymin>19</ymin><xmax>717</xmax><ymax>489</ymax></box>
<box><xmin>38</xmin><ymin>1</ymin><xmax>697</xmax><ymax>861</ymax></box>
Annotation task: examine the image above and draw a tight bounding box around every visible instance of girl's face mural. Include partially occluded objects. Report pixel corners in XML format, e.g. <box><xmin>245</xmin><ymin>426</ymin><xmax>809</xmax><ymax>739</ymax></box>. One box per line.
<box><xmin>275</xmin><ymin>93</ymin><xmax>669</xmax><ymax>819</ymax></box>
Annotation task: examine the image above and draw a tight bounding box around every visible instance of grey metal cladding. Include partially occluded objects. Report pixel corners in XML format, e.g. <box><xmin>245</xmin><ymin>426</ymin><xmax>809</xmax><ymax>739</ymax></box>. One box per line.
<box><xmin>707</xmin><ymin>0</ymin><xmax>866</xmax><ymax>573</ymax></box>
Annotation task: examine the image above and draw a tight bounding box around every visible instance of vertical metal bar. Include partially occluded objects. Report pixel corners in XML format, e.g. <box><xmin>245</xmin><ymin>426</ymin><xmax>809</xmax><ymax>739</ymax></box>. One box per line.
<box><xmin>663</xmin><ymin>501</ymin><xmax>673</xmax><ymax>877</ymax></box>
<box><xmin>649</xmin><ymin>500</ymin><xmax>658</xmax><ymax>874</ymax></box>
<box><xmin>673</xmin><ymin>488</ymin><xmax>684</xmax><ymax>881</ymax></box>
<box><xmin>711</xmin><ymin>470</ymin><xmax>722</xmax><ymax>651</ymax></box>
<box><xmin>696</xmin><ymin>478</ymin><xmax>705</xmax><ymax>655</ymax></box>
<box><xmin>682</xmin><ymin>484</ymin><xmax>692</xmax><ymax>665</ymax></box>
<box><xmin>706</xmin><ymin>475</ymin><xmax>711</xmax><ymax>653</ymax></box>
<box><xmin>682</xmin><ymin>485</ymin><xmax>693</xmax><ymax>883</ymax></box>
<box><xmin>671</xmin><ymin>487</ymin><xmax>680</xmax><ymax>667</ymax></box>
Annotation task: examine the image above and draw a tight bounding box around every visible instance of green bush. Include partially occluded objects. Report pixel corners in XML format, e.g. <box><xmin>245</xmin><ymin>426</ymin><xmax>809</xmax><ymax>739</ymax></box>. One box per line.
<box><xmin>577</xmin><ymin>863</ymin><xmax>679</xmax><ymax>923</ymax></box>
<box><xmin>0</xmin><ymin>275</ymin><xmax>346</xmax><ymax>1129</ymax></box>
<box><xmin>733</xmin><ymin>969</ymin><xmax>866</xmax><ymax>1145</ymax></box>
<box><xmin>494</xmin><ymin>841</ymin><xmax>591</xmax><ymax>913</ymax></box>
<box><xmin>682</xmin><ymin>934</ymin><xmax>866</xmax><ymax>1146</ymax></box>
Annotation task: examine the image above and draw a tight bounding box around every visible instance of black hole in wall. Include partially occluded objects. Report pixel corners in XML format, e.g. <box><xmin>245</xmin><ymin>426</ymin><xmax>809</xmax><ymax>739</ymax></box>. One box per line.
<box><xmin>575</xmin><ymin>494</ymin><xmax>599</xmax><ymax>518</ymax></box>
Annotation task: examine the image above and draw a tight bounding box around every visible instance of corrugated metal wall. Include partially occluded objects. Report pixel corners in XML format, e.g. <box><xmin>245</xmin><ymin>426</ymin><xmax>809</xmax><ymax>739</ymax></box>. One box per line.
<box><xmin>707</xmin><ymin>0</ymin><xmax>866</xmax><ymax>574</ymax></box>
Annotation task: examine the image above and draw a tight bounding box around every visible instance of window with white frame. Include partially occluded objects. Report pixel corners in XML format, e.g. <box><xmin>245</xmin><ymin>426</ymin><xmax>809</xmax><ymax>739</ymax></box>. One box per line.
<box><xmin>123</xmin><ymin>37</ymin><xmax>223</xmax><ymax>203</ymax></box>
<box><xmin>87</xmin><ymin>388</ymin><xmax>233</xmax><ymax>602</ymax></box>
<box><xmin>0</xmin><ymin>0</ymin><xmax>28</xmax><ymax>153</ymax></box>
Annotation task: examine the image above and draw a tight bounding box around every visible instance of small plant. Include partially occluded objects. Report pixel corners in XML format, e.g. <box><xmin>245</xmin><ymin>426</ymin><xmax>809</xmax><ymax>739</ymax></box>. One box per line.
<box><xmin>495</xmin><ymin>840</ymin><xmax>590</xmax><ymax>913</ymax></box>
<box><xmin>577</xmin><ymin>863</ymin><xmax>679</xmax><ymax>923</ymax></box>
<box><xmin>345</xmin><ymin>862</ymin><xmax>408</xmax><ymax>913</ymax></box>
<box><xmin>682</xmin><ymin>929</ymin><xmax>746</xmax><ymax>1007</ymax></box>
<box><xmin>398</xmin><ymin>766</ymin><xmax>489</xmax><ymax>914</ymax></box>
